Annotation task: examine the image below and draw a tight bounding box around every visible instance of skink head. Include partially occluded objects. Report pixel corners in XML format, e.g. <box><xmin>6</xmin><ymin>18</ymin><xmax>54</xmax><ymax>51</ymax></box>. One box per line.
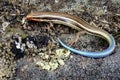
<box><xmin>22</xmin><ymin>14</ymin><xmax>34</xmax><ymax>24</ymax></box>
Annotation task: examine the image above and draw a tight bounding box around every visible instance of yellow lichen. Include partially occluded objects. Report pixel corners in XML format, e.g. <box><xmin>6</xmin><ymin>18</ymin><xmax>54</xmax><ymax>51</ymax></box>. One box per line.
<box><xmin>35</xmin><ymin>48</ymin><xmax>71</xmax><ymax>71</ymax></box>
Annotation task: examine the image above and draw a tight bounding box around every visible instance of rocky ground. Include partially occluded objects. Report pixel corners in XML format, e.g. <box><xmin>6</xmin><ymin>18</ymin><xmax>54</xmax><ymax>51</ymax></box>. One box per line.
<box><xmin>0</xmin><ymin>0</ymin><xmax>120</xmax><ymax>80</ymax></box>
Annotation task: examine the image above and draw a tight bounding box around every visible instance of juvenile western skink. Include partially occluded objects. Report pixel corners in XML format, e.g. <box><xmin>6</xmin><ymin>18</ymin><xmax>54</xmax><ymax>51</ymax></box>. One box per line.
<box><xmin>25</xmin><ymin>11</ymin><xmax>115</xmax><ymax>58</ymax></box>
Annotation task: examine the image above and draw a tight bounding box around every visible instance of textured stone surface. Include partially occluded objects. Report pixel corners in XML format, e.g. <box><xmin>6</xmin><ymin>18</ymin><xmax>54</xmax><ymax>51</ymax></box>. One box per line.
<box><xmin>0</xmin><ymin>0</ymin><xmax>120</xmax><ymax>80</ymax></box>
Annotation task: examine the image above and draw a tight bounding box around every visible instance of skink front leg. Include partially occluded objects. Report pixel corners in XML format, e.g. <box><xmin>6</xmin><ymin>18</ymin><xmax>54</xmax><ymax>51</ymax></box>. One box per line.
<box><xmin>68</xmin><ymin>31</ymin><xmax>87</xmax><ymax>46</ymax></box>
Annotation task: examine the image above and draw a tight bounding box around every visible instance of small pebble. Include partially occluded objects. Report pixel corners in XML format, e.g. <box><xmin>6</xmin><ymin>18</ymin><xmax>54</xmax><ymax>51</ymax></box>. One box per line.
<box><xmin>55</xmin><ymin>0</ymin><xmax>59</xmax><ymax>3</ymax></box>
<box><xmin>2</xmin><ymin>22</ymin><xmax>10</xmax><ymax>31</ymax></box>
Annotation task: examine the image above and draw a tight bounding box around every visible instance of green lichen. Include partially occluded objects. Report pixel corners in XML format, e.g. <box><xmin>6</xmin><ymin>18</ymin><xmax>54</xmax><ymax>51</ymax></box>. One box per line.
<box><xmin>20</xmin><ymin>32</ymin><xmax>28</xmax><ymax>39</ymax></box>
<box><xmin>6</xmin><ymin>27</ymin><xmax>14</xmax><ymax>32</ymax></box>
<box><xmin>6</xmin><ymin>27</ymin><xmax>28</xmax><ymax>39</ymax></box>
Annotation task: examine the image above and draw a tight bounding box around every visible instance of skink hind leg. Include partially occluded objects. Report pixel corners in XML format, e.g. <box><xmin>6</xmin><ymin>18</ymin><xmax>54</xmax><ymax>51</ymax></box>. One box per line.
<box><xmin>68</xmin><ymin>31</ymin><xmax>87</xmax><ymax>46</ymax></box>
